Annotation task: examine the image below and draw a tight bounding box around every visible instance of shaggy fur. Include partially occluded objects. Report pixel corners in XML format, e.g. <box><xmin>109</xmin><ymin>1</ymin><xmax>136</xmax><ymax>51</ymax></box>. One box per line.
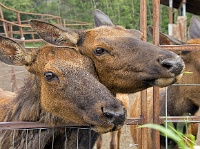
<box><xmin>30</xmin><ymin>9</ymin><xmax>185</xmax><ymax>95</ymax></box>
<box><xmin>0</xmin><ymin>36</ymin><xmax>126</xmax><ymax>149</ymax></box>
<box><xmin>0</xmin><ymin>9</ymin><xmax>186</xmax><ymax>149</ymax></box>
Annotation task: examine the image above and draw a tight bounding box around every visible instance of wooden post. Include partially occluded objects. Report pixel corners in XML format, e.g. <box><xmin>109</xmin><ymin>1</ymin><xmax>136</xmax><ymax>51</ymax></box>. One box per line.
<box><xmin>0</xmin><ymin>6</ymin><xmax>8</xmax><ymax>37</ymax></box>
<box><xmin>152</xmin><ymin>0</ymin><xmax>161</xmax><ymax>149</ymax></box>
<box><xmin>139</xmin><ymin>0</ymin><xmax>148</xmax><ymax>149</ymax></box>
<box><xmin>168</xmin><ymin>0</ymin><xmax>173</xmax><ymax>36</ymax></box>
<box><xmin>16</xmin><ymin>12</ymin><xmax>24</xmax><ymax>39</ymax></box>
<box><xmin>169</xmin><ymin>0</ymin><xmax>173</xmax><ymax>24</ymax></box>
<box><xmin>16</xmin><ymin>12</ymin><xmax>25</xmax><ymax>46</ymax></box>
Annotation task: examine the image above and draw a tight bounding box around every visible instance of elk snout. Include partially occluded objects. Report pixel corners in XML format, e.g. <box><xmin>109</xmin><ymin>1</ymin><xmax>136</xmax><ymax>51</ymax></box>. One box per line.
<box><xmin>158</xmin><ymin>56</ymin><xmax>185</xmax><ymax>75</ymax></box>
<box><xmin>102</xmin><ymin>106</ymin><xmax>126</xmax><ymax>128</ymax></box>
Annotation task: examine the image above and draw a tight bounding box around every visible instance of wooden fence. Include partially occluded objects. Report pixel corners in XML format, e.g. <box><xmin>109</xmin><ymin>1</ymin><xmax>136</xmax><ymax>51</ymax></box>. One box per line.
<box><xmin>0</xmin><ymin>3</ymin><xmax>92</xmax><ymax>47</ymax></box>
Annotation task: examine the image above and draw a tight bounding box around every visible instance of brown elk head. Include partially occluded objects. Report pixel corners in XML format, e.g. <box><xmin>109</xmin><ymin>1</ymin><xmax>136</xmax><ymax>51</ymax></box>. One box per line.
<box><xmin>0</xmin><ymin>36</ymin><xmax>126</xmax><ymax>133</ymax></box>
<box><xmin>30</xmin><ymin>9</ymin><xmax>185</xmax><ymax>94</ymax></box>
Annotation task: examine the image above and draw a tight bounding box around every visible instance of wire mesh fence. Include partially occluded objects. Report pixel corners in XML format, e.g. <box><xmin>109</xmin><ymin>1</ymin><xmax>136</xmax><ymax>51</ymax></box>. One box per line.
<box><xmin>0</xmin><ymin>122</ymin><xmax>94</xmax><ymax>149</ymax></box>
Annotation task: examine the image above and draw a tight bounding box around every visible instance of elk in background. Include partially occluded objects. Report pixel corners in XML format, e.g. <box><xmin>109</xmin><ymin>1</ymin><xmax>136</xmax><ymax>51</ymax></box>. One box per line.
<box><xmin>130</xmin><ymin>15</ymin><xmax>200</xmax><ymax>149</ymax></box>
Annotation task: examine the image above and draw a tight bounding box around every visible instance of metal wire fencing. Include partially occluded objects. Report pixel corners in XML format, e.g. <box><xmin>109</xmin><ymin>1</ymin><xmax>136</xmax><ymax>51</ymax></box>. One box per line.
<box><xmin>0</xmin><ymin>122</ymin><xmax>94</xmax><ymax>149</ymax></box>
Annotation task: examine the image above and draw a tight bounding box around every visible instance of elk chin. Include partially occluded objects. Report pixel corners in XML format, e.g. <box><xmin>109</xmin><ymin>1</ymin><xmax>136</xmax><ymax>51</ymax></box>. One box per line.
<box><xmin>154</xmin><ymin>73</ymin><xmax>183</xmax><ymax>87</ymax></box>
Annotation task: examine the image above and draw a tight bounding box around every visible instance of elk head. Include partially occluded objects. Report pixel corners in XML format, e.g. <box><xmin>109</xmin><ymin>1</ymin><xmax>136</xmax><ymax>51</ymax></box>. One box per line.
<box><xmin>30</xmin><ymin>9</ymin><xmax>185</xmax><ymax>94</ymax></box>
<box><xmin>0</xmin><ymin>35</ymin><xmax>126</xmax><ymax>133</ymax></box>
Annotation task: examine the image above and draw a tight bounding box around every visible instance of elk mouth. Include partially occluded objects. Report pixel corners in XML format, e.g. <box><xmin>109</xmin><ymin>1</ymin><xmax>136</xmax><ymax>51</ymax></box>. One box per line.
<box><xmin>86</xmin><ymin>103</ymin><xmax>126</xmax><ymax>133</ymax></box>
<box><xmin>145</xmin><ymin>73</ymin><xmax>183</xmax><ymax>87</ymax></box>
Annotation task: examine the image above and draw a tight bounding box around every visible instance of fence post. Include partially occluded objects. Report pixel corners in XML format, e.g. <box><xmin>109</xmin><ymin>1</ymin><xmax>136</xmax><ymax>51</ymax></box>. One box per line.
<box><xmin>0</xmin><ymin>5</ymin><xmax>8</xmax><ymax>37</ymax></box>
<box><xmin>16</xmin><ymin>12</ymin><xmax>25</xmax><ymax>46</ymax></box>
<box><xmin>139</xmin><ymin>0</ymin><xmax>148</xmax><ymax>149</ymax></box>
<box><xmin>152</xmin><ymin>0</ymin><xmax>161</xmax><ymax>149</ymax></box>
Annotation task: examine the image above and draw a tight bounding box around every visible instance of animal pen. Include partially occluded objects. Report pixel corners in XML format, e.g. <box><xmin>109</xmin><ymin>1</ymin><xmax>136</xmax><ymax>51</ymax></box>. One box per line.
<box><xmin>0</xmin><ymin>0</ymin><xmax>200</xmax><ymax>149</ymax></box>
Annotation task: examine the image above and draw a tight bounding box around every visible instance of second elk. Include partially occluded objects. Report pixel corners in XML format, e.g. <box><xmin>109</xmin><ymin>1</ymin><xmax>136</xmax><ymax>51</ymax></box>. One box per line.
<box><xmin>130</xmin><ymin>15</ymin><xmax>200</xmax><ymax>149</ymax></box>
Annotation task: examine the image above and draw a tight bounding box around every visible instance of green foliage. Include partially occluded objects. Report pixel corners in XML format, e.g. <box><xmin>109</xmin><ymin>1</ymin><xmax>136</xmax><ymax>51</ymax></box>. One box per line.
<box><xmin>139</xmin><ymin>123</ymin><xmax>196</xmax><ymax>149</ymax></box>
<box><xmin>1</xmin><ymin>0</ymin><xmax>32</xmax><ymax>11</ymax></box>
<box><xmin>1</xmin><ymin>0</ymin><xmax>33</xmax><ymax>20</ymax></box>
<box><xmin>0</xmin><ymin>0</ymin><xmax>195</xmax><ymax>32</ymax></box>
<box><xmin>160</xmin><ymin>5</ymin><xmax>169</xmax><ymax>34</ymax></box>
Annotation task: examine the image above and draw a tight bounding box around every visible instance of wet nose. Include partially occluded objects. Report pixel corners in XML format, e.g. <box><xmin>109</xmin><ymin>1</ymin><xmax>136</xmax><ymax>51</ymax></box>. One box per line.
<box><xmin>158</xmin><ymin>56</ymin><xmax>185</xmax><ymax>75</ymax></box>
<box><xmin>102</xmin><ymin>107</ymin><xmax>126</xmax><ymax>126</ymax></box>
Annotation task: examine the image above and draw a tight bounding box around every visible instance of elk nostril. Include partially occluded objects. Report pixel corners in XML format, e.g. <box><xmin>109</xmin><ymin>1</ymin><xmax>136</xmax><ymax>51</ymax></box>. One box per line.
<box><xmin>161</xmin><ymin>62</ymin><xmax>173</xmax><ymax>70</ymax></box>
<box><xmin>101</xmin><ymin>107</ymin><xmax>126</xmax><ymax>126</ymax></box>
<box><xmin>102</xmin><ymin>107</ymin><xmax>114</xmax><ymax>121</ymax></box>
<box><xmin>158</xmin><ymin>58</ymin><xmax>172</xmax><ymax>69</ymax></box>
<box><xmin>158</xmin><ymin>57</ymin><xmax>184</xmax><ymax>75</ymax></box>
<box><xmin>103</xmin><ymin>111</ymin><xmax>115</xmax><ymax>120</ymax></box>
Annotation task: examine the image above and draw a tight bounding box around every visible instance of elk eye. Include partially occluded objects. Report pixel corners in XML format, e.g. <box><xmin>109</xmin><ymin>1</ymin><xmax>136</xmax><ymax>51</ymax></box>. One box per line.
<box><xmin>94</xmin><ymin>47</ymin><xmax>107</xmax><ymax>56</ymax></box>
<box><xmin>44</xmin><ymin>71</ymin><xmax>58</xmax><ymax>82</ymax></box>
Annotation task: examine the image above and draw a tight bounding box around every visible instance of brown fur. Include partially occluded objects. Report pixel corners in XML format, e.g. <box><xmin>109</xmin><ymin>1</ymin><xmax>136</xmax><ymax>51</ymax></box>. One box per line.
<box><xmin>30</xmin><ymin>9</ymin><xmax>185</xmax><ymax>95</ymax></box>
<box><xmin>0</xmin><ymin>88</ymin><xmax>15</xmax><ymax>103</ymax></box>
<box><xmin>0</xmin><ymin>9</ymin><xmax>185</xmax><ymax>149</ymax></box>
<box><xmin>130</xmin><ymin>16</ymin><xmax>200</xmax><ymax>149</ymax></box>
<box><xmin>0</xmin><ymin>36</ymin><xmax>127</xmax><ymax>149</ymax></box>
<box><xmin>83</xmin><ymin>10</ymin><xmax>185</xmax><ymax>149</ymax></box>
<box><xmin>159</xmin><ymin>16</ymin><xmax>200</xmax><ymax>149</ymax></box>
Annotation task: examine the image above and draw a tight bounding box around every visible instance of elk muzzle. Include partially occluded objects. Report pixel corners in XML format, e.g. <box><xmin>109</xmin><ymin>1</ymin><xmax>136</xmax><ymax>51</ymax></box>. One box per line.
<box><xmin>102</xmin><ymin>106</ymin><xmax>126</xmax><ymax>131</ymax></box>
<box><xmin>154</xmin><ymin>54</ymin><xmax>185</xmax><ymax>87</ymax></box>
<box><xmin>158</xmin><ymin>55</ymin><xmax>185</xmax><ymax>76</ymax></box>
<box><xmin>90</xmin><ymin>99</ymin><xmax>127</xmax><ymax>133</ymax></box>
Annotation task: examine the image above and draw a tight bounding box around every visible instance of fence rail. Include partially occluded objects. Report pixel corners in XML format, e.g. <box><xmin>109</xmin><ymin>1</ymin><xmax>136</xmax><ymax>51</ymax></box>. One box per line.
<box><xmin>0</xmin><ymin>3</ymin><xmax>92</xmax><ymax>47</ymax></box>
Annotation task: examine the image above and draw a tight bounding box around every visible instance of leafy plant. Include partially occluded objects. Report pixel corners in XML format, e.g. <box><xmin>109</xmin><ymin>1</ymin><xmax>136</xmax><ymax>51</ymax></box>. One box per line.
<box><xmin>139</xmin><ymin>122</ymin><xmax>196</xmax><ymax>149</ymax></box>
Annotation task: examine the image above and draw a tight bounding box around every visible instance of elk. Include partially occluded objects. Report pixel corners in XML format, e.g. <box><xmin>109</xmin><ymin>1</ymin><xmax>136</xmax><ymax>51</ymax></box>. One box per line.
<box><xmin>0</xmin><ymin>35</ymin><xmax>127</xmax><ymax>148</ymax></box>
<box><xmin>0</xmin><ymin>9</ymin><xmax>185</xmax><ymax>148</ymax></box>
<box><xmin>160</xmin><ymin>15</ymin><xmax>200</xmax><ymax>149</ymax></box>
<box><xmin>29</xmin><ymin>9</ymin><xmax>185</xmax><ymax>149</ymax></box>
<box><xmin>130</xmin><ymin>15</ymin><xmax>200</xmax><ymax>149</ymax></box>
<box><xmin>29</xmin><ymin>9</ymin><xmax>186</xmax><ymax>149</ymax></box>
<box><xmin>29</xmin><ymin>9</ymin><xmax>185</xmax><ymax>95</ymax></box>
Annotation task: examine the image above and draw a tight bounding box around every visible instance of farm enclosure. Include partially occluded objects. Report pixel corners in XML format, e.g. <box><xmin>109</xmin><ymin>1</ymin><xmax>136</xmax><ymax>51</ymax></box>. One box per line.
<box><xmin>0</xmin><ymin>0</ymin><xmax>200</xmax><ymax>149</ymax></box>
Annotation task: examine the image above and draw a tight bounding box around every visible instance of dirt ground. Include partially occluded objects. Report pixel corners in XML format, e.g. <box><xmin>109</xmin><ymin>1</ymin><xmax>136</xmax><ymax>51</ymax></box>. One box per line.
<box><xmin>0</xmin><ymin>62</ymin><xmax>138</xmax><ymax>149</ymax></box>
<box><xmin>93</xmin><ymin>125</ymin><xmax>138</xmax><ymax>149</ymax></box>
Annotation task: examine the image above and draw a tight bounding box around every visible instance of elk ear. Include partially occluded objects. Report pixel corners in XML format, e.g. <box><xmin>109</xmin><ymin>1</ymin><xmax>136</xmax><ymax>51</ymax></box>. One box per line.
<box><xmin>93</xmin><ymin>9</ymin><xmax>114</xmax><ymax>27</ymax></box>
<box><xmin>0</xmin><ymin>36</ymin><xmax>35</xmax><ymax>66</ymax></box>
<box><xmin>29</xmin><ymin>20</ymin><xmax>79</xmax><ymax>46</ymax></box>
<box><xmin>188</xmin><ymin>16</ymin><xmax>200</xmax><ymax>39</ymax></box>
<box><xmin>159</xmin><ymin>34</ymin><xmax>183</xmax><ymax>45</ymax></box>
<box><xmin>147</xmin><ymin>26</ymin><xmax>183</xmax><ymax>45</ymax></box>
<box><xmin>129</xmin><ymin>29</ymin><xmax>144</xmax><ymax>40</ymax></box>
